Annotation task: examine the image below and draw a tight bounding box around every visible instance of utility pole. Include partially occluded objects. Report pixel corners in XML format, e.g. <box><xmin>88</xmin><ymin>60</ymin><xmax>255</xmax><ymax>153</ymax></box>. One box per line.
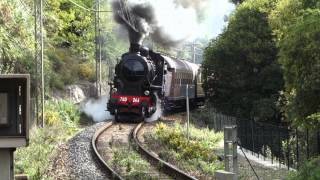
<box><xmin>98</xmin><ymin>0</ymin><xmax>102</xmax><ymax>96</ymax></box>
<box><xmin>192</xmin><ymin>41</ymin><xmax>196</xmax><ymax>63</ymax></box>
<box><xmin>95</xmin><ymin>0</ymin><xmax>102</xmax><ymax>96</ymax></box>
<box><xmin>34</xmin><ymin>0</ymin><xmax>44</xmax><ymax>127</ymax></box>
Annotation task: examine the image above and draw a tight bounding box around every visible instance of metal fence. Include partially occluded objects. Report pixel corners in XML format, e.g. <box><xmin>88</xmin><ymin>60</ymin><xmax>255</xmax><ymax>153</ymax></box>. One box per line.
<box><xmin>206</xmin><ymin>111</ymin><xmax>320</xmax><ymax>169</ymax></box>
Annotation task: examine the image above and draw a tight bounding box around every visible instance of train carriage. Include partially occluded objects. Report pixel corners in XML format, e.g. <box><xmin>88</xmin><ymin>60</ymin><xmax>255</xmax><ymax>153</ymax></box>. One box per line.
<box><xmin>163</xmin><ymin>56</ymin><xmax>205</xmax><ymax>110</ymax></box>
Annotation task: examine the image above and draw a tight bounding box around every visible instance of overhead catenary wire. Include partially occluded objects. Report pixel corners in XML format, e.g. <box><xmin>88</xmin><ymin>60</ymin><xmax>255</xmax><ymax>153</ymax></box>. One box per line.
<box><xmin>67</xmin><ymin>0</ymin><xmax>112</xmax><ymax>12</ymax></box>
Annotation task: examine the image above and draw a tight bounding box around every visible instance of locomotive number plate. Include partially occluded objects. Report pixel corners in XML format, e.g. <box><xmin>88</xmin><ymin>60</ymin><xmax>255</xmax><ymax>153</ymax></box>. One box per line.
<box><xmin>133</xmin><ymin>98</ymin><xmax>140</xmax><ymax>103</ymax></box>
<box><xmin>119</xmin><ymin>96</ymin><xmax>128</xmax><ymax>102</ymax></box>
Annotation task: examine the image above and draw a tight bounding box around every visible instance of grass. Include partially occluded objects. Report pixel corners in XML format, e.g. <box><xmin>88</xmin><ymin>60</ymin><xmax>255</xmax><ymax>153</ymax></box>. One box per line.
<box><xmin>111</xmin><ymin>146</ymin><xmax>160</xmax><ymax>180</ymax></box>
<box><xmin>14</xmin><ymin>99</ymin><xmax>82</xmax><ymax>179</ymax></box>
<box><xmin>145</xmin><ymin>122</ymin><xmax>224</xmax><ymax>177</ymax></box>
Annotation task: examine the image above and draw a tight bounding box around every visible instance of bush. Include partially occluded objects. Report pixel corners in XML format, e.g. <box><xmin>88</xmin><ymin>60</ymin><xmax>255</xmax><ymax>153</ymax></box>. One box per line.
<box><xmin>78</xmin><ymin>62</ymin><xmax>95</xmax><ymax>82</ymax></box>
<box><xmin>45</xmin><ymin>99</ymin><xmax>80</xmax><ymax>124</ymax></box>
<box><xmin>153</xmin><ymin>122</ymin><xmax>223</xmax><ymax>175</ymax></box>
<box><xmin>286</xmin><ymin>156</ymin><xmax>320</xmax><ymax>180</ymax></box>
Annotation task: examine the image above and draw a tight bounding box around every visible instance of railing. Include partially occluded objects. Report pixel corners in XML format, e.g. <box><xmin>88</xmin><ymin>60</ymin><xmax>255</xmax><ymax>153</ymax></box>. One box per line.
<box><xmin>203</xmin><ymin>109</ymin><xmax>320</xmax><ymax>170</ymax></box>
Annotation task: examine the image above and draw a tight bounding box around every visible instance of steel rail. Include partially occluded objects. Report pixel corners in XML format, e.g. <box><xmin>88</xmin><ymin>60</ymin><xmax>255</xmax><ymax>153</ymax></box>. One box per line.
<box><xmin>91</xmin><ymin>121</ymin><xmax>124</xmax><ymax>180</ymax></box>
<box><xmin>132</xmin><ymin>122</ymin><xmax>198</xmax><ymax>180</ymax></box>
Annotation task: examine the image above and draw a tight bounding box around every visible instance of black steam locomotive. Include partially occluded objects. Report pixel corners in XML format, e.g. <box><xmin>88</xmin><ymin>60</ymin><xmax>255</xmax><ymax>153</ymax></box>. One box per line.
<box><xmin>107</xmin><ymin>43</ymin><xmax>205</xmax><ymax>121</ymax></box>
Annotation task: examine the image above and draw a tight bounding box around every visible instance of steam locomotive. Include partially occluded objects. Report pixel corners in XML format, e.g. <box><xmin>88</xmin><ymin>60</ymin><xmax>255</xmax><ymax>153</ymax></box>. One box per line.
<box><xmin>107</xmin><ymin>43</ymin><xmax>205</xmax><ymax>121</ymax></box>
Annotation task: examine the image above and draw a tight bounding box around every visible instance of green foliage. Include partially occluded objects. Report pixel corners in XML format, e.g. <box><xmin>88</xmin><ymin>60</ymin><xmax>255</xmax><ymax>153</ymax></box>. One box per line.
<box><xmin>152</xmin><ymin>123</ymin><xmax>223</xmax><ymax>175</ymax></box>
<box><xmin>15</xmin><ymin>99</ymin><xmax>81</xmax><ymax>179</ymax></box>
<box><xmin>78</xmin><ymin>62</ymin><xmax>95</xmax><ymax>82</ymax></box>
<box><xmin>203</xmin><ymin>0</ymin><xmax>284</xmax><ymax>122</ymax></box>
<box><xmin>45</xmin><ymin>99</ymin><xmax>81</xmax><ymax>124</ymax></box>
<box><xmin>44</xmin><ymin>0</ymin><xmax>95</xmax><ymax>55</ymax></box>
<box><xmin>286</xmin><ymin>156</ymin><xmax>320</xmax><ymax>180</ymax></box>
<box><xmin>112</xmin><ymin>147</ymin><xmax>157</xmax><ymax>180</ymax></box>
<box><xmin>229</xmin><ymin>0</ymin><xmax>244</xmax><ymax>5</ymax></box>
<box><xmin>0</xmin><ymin>0</ymin><xmax>34</xmax><ymax>73</ymax></box>
<box><xmin>278</xmin><ymin>9</ymin><xmax>320</xmax><ymax>129</ymax></box>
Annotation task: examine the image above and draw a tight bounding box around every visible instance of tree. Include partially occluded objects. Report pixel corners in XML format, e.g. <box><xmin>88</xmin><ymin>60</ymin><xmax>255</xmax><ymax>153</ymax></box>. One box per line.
<box><xmin>203</xmin><ymin>0</ymin><xmax>284</xmax><ymax>122</ymax></box>
<box><xmin>269</xmin><ymin>0</ymin><xmax>320</xmax><ymax>43</ymax></box>
<box><xmin>0</xmin><ymin>0</ymin><xmax>34</xmax><ymax>73</ymax></box>
<box><xmin>229</xmin><ymin>0</ymin><xmax>244</xmax><ymax>5</ymax></box>
<box><xmin>278</xmin><ymin>9</ymin><xmax>320</xmax><ymax>129</ymax></box>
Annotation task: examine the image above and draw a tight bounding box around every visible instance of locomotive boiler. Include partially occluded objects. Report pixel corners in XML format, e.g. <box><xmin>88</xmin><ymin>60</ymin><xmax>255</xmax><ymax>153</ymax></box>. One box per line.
<box><xmin>107</xmin><ymin>43</ymin><xmax>205</xmax><ymax>121</ymax></box>
<box><xmin>107</xmin><ymin>43</ymin><xmax>165</xmax><ymax>121</ymax></box>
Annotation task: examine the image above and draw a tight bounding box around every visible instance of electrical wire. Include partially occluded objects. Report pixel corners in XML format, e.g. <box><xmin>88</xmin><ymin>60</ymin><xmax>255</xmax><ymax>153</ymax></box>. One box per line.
<box><xmin>237</xmin><ymin>141</ymin><xmax>260</xmax><ymax>180</ymax></box>
<box><xmin>67</xmin><ymin>0</ymin><xmax>112</xmax><ymax>12</ymax></box>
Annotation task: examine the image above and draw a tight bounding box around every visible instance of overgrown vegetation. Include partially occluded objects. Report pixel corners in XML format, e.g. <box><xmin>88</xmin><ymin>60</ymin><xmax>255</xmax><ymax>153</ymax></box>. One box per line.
<box><xmin>111</xmin><ymin>147</ymin><xmax>160</xmax><ymax>180</ymax></box>
<box><xmin>286</xmin><ymin>156</ymin><xmax>320</xmax><ymax>180</ymax></box>
<box><xmin>15</xmin><ymin>99</ymin><xmax>81</xmax><ymax>179</ymax></box>
<box><xmin>146</xmin><ymin>122</ymin><xmax>223</xmax><ymax>177</ymax></box>
<box><xmin>0</xmin><ymin>0</ymin><xmax>128</xmax><ymax>91</ymax></box>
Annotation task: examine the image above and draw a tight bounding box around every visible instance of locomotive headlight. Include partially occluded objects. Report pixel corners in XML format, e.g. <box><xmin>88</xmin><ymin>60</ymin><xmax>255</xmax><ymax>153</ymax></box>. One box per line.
<box><xmin>144</xmin><ymin>90</ymin><xmax>150</xmax><ymax>96</ymax></box>
<box><xmin>112</xmin><ymin>88</ymin><xmax>117</xmax><ymax>93</ymax></box>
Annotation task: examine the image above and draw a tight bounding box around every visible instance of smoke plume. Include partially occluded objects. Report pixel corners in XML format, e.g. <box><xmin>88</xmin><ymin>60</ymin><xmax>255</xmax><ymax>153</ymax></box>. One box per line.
<box><xmin>111</xmin><ymin>0</ymin><xmax>209</xmax><ymax>47</ymax></box>
<box><xmin>145</xmin><ymin>93</ymin><xmax>162</xmax><ymax>122</ymax></box>
<box><xmin>80</xmin><ymin>96</ymin><xmax>113</xmax><ymax>122</ymax></box>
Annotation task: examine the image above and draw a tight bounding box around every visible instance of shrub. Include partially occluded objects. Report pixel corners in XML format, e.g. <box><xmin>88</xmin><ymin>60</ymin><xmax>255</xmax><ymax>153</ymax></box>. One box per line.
<box><xmin>154</xmin><ymin>123</ymin><xmax>222</xmax><ymax>162</ymax></box>
<box><xmin>286</xmin><ymin>156</ymin><xmax>320</xmax><ymax>180</ymax></box>
<box><xmin>45</xmin><ymin>99</ymin><xmax>80</xmax><ymax>124</ymax></box>
<box><xmin>112</xmin><ymin>147</ymin><xmax>157</xmax><ymax>180</ymax></box>
<box><xmin>152</xmin><ymin>122</ymin><xmax>224</xmax><ymax>176</ymax></box>
<box><xmin>78</xmin><ymin>62</ymin><xmax>95</xmax><ymax>82</ymax></box>
<box><xmin>43</xmin><ymin>110</ymin><xmax>60</xmax><ymax>126</ymax></box>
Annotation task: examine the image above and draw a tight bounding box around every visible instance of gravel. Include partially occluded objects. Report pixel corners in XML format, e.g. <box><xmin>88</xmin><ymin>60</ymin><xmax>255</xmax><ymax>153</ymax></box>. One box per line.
<box><xmin>46</xmin><ymin>122</ymin><xmax>111</xmax><ymax>180</ymax></box>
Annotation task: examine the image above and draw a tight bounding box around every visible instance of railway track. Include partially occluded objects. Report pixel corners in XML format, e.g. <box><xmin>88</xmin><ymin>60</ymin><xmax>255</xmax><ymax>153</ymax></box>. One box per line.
<box><xmin>92</xmin><ymin>121</ymin><xmax>197</xmax><ymax>180</ymax></box>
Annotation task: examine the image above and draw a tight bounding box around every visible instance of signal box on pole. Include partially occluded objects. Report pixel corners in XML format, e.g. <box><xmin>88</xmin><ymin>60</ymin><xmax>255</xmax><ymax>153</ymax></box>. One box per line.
<box><xmin>0</xmin><ymin>74</ymin><xmax>30</xmax><ymax>147</ymax></box>
<box><xmin>0</xmin><ymin>74</ymin><xmax>30</xmax><ymax>180</ymax></box>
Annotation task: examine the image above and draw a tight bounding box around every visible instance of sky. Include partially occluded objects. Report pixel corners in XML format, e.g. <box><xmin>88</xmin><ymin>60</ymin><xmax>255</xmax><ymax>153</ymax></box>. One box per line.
<box><xmin>193</xmin><ymin>0</ymin><xmax>235</xmax><ymax>40</ymax></box>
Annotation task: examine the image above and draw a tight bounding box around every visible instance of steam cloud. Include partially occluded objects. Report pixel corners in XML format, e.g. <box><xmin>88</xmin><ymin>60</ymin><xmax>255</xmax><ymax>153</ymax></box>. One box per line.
<box><xmin>145</xmin><ymin>93</ymin><xmax>162</xmax><ymax>122</ymax></box>
<box><xmin>80</xmin><ymin>96</ymin><xmax>113</xmax><ymax>122</ymax></box>
<box><xmin>111</xmin><ymin>0</ymin><xmax>209</xmax><ymax>47</ymax></box>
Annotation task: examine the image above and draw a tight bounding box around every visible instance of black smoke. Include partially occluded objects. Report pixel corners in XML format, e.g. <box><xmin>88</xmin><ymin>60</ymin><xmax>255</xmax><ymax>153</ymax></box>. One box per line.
<box><xmin>111</xmin><ymin>0</ymin><xmax>209</xmax><ymax>47</ymax></box>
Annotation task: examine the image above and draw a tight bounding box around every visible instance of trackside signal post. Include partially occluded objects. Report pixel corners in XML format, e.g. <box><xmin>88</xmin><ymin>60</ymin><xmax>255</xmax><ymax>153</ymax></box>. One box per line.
<box><xmin>0</xmin><ymin>74</ymin><xmax>30</xmax><ymax>180</ymax></box>
<box><xmin>215</xmin><ymin>125</ymin><xmax>238</xmax><ymax>180</ymax></box>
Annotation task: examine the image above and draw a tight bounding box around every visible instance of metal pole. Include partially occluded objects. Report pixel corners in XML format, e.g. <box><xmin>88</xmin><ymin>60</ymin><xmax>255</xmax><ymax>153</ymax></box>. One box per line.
<box><xmin>186</xmin><ymin>84</ymin><xmax>190</xmax><ymax>142</ymax></box>
<box><xmin>94</xmin><ymin>0</ymin><xmax>99</xmax><ymax>97</ymax></box>
<box><xmin>306</xmin><ymin>129</ymin><xmax>309</xmax><ymax>159</ymax></box>
<box><xmin>287</xmin><ymin>133</ymin><xmax>290</xmax><ymax>170</ymax></box>
<box><xmin>0</xmin><ymin>149</ymin><xmax>15</xmax><ymax>180</ymax></box>
<box><xmin>233</xmin><ymin>129</ymin><xmax>238</xmax><ymax>179</ymax></box>
<box><xmin>251</xmin><ymin>120</ymin><xmax>254</xmax><ymax>155</ymax></box>
<box><xmin>98</xmin><ymin>0</ymin><xmax>102</xmax><ymax>96</ymax></box>
<box><xmin>192</xmin><ymin>42</ymin><xmax>196</xmax><ymax>63</ymax></box>
<box><xmin>34</xmin><ymin>0</ymin><xmax>39</xmax><ymax>126</ymax></box>
<box><xmin>40</xmin><ymin>0</ymin><xmax>44</xmax><ymax>128</ymax></box>
<box><xmin>296</xmin><ymin>128</ymin><xmax>299</xmax><ymax>168</ymax></box>
<box><xmin>317</xmin><ymin>131</ymin><xmax>320</xmax><ymax>154</ymax></box>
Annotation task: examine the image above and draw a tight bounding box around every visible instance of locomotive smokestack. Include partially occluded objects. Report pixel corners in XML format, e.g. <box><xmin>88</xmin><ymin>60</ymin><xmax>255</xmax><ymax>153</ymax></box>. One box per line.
<box><xmin>129</xmin><ymin>43</ymin><xmax>141</xmax><ymax>53</ymax></box>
